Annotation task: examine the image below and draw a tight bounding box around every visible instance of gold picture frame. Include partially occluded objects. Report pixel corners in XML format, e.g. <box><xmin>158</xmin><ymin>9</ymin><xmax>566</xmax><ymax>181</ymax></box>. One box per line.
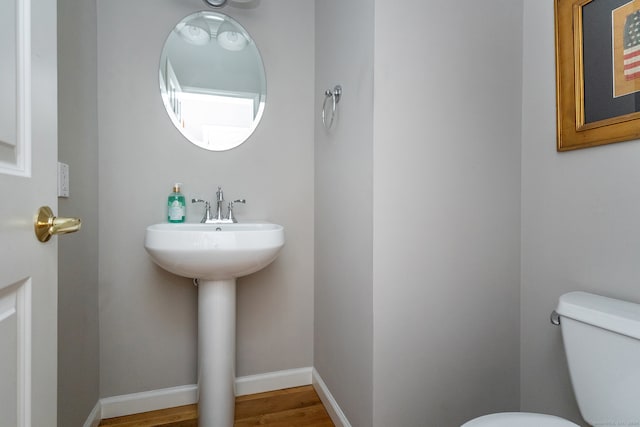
<box><xmin>555</xmin><ymin>0</ymin><xmax>640</xmax><ymax>151</ymax></box>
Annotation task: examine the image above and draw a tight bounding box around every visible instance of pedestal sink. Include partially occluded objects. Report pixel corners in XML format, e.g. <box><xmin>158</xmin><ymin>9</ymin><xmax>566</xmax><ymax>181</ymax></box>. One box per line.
<box><xmin>144</xmin><ymin>222</ymin><xmax>284</xmax><ymax>427</ymax></box>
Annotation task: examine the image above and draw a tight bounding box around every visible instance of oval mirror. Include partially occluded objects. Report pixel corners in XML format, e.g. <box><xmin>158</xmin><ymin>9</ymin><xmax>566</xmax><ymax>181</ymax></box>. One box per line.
<box><xmin>159</xmin><ymin>11</ymin><xmax>266</xmax><ymax>151</ymax></box>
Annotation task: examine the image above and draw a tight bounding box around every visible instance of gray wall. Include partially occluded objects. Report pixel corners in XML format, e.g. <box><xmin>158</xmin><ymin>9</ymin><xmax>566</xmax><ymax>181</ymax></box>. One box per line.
<box><xmin>97</xmin><ymin>0</ymin><xmax>314</xmax><ymax>397</ymax></box>
<box><xmin>372</xmin><ymin>1</ymin><xmax>523</xmax><ymax>425</ymax></box>
<box><xmin>315</xmin><ymin>0</ymin><xmax>523</xmax><ymax>425</ymax></box>
<box><xmin>520</xmin><ymin>0</ymin><xmax>640</xmax><ymax>423</ymax></box>
<box><xmin>314</xmin><ymin>1</ymin><xmax>374</xmax><ymax>426</ymax></box>
<box><xmin>57</xmin><ymin>0</ymin><xmax>101</xmax><ymax>425</ymax></box>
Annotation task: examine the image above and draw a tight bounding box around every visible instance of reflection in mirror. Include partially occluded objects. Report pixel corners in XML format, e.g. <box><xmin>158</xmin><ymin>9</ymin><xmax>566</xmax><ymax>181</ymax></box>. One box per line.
<box><xmin>159</xmin><ymin>12</ymin><xmax>266</xmax><ymax>151</ymax></box>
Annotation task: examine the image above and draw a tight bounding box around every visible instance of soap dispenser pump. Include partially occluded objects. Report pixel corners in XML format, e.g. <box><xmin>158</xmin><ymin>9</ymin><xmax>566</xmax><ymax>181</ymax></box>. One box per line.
<box><xmin>167</xmin><ymin>183</ymin><xmax>186</xmax><ymax>223</ymax></box>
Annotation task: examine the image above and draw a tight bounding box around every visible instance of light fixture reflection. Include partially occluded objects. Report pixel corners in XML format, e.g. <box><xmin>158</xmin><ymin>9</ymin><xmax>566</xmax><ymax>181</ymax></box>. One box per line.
<box><xmin>177</xmin><ymin>18</ymin><xmax>211</xmax><ymax>46</ymax></box>
<box><xmin>217</xmin><ymin>21</ymin><xmax>248</xmax><ymax>51</ymax></box>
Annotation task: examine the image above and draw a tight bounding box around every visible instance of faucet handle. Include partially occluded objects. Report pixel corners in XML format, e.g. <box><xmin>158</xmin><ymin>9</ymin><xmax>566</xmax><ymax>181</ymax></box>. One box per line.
<box><xmin>192</xmin><ymin>198</ymin><xmax>212</xmax><ymax>223</ymax></box>
<box><xmin>192</xmin><ymin>198</ymin><xmax>211</xmax><ymax>209</ymax></box>
<box><xmin>227</xmin><ymin>199</ymin><xmax>246</xmax><ymax>223</ymax></box>
<box><xmin>216</xmin><ymin>187</ymin><xmax>224</xmax><ymax>201</ymax></box>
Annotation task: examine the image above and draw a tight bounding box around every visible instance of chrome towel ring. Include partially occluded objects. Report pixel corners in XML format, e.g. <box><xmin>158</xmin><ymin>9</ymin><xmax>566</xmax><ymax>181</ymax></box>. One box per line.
<box><xmin>322</xmin><ymin>85</ymin><xmax>342</xmax><ymax>129</ymax></box>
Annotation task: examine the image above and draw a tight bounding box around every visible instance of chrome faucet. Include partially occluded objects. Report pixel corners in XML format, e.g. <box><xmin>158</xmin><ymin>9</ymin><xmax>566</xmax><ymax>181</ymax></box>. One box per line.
<box><xmin>215</xmin><ymin>187</ymin><xmax>225</xmax><ymax>222</ymax></box>
<box><xmin>192</xmin><ymin>186</ymin><xmax>245</xmax><ymax>223</ymax></box>
<box><xmin>227</xmin><ymin>198</ymin><xmax>246</xmax><ymax>223</ymax></box>
<box><xmin>191</xmin><ymin>199</ymin><xmax>214</xmax><ymax>223</ymax></box>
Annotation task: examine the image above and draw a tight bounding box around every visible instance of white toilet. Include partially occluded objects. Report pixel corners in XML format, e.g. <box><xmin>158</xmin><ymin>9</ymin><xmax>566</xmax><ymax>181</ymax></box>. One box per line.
<box><xmin>462</xmin><ymin>291</ymin><xmax>640</xmax><ymax>427</ymax></box>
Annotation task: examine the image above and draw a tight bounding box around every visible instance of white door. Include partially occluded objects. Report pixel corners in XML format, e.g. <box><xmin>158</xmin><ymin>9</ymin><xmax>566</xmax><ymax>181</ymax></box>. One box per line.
<box><xmin>0</xmin><ymin>0</ymin><xmax>60</xmax><ymax>425</ymax></box>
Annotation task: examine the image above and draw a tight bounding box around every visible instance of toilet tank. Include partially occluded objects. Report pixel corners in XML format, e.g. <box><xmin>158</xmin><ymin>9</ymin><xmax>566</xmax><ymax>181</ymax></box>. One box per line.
<box><xmin>556</xmin><ymin>292</ymin><xmax>640</xmax><ymax>427</ymax></box>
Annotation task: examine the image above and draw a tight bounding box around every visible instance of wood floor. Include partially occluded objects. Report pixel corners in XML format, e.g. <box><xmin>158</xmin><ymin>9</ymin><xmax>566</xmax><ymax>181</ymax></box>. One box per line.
<box><xmin>99</xmin><ymin>385</ymin><xmax>334</xmax><ymax>427</ymax></box>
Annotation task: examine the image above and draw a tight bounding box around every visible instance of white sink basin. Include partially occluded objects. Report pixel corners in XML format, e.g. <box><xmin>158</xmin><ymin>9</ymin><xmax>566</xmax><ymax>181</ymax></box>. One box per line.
<box><xmin>144</xmin><ymin>221</ymin><xmax>285</xmax><ymax>425</ymax></box>
<box><xmin>144</xmin><ymin>222</ymin><xmax>285</xmax><ymax>280</ymax></box>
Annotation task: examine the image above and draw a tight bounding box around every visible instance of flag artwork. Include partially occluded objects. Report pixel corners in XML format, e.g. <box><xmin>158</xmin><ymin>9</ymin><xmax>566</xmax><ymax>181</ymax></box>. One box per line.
<box><xmin>623</xmin><ymin>10</ymin><xmax>640</xmax><ymax>81</ymax></box>
<box><xmin>613</xmin><ymin>1</ymin><xmax>640</xmax><ymax>97</ymax></box>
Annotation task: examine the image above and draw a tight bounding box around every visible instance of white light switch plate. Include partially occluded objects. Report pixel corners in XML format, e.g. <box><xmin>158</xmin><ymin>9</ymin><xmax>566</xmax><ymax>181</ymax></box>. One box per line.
<box><xmin>58</xmin><ymin>162</ymin><xmax>69</xmax><ymax>198</ymax></box>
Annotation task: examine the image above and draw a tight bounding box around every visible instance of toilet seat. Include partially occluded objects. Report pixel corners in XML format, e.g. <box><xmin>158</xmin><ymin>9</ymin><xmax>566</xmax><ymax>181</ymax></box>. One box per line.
<box><xmin>461</xmin><ymin>412</ymin><xmax>580</xmax><ymax>427</ymax></box>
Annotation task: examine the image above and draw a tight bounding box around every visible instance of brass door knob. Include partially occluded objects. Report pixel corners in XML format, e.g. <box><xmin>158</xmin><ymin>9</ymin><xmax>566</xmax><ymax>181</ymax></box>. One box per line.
<box><xmin>34</xmin><ymin>206</ymin><xmax>81</xmax><ymax>242</ymax></box>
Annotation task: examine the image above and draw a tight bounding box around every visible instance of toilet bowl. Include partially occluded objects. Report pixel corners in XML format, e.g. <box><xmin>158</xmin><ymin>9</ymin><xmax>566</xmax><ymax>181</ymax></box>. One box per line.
<box><xmin>462</xmin><ymin>291</ymin><xmax>640</xmax><ymax>427</ymax></box>
<box><xmin>461</xmin><ymin>412</ymin><xmax>579</xmax><ymax>427</ymax></box>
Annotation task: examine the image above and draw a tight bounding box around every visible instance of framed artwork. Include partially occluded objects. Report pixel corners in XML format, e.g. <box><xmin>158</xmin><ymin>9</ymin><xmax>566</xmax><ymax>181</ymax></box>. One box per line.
<box><xmin>555</xmin><ymin>0</ymin><xmax>640</xmax><ymax>151</ymax></box>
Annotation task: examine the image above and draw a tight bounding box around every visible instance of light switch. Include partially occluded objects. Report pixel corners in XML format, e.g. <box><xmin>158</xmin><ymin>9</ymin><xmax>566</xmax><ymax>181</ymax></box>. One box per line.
<box><xmin>58</xmin><ymin>162</ymin><xmax>69</xmax><ymax>198</ymax></box>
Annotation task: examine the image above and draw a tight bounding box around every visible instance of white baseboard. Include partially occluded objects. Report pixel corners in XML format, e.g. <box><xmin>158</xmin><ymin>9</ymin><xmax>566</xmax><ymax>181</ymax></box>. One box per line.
<box><xmin>82</xmin><ymin>401</ymin><xmax>102</xmax><ymax>427</ymax></box>
<box><xmin>236</xmin><ymin>367</ymin><xmax>312</xmax><ymax>396</ymax></box>
<box><xmin>96</xmin><ymin>367</ymin><xmax>313</xmax><ymax>421</ymax></box>
<box><xmin>312</xmin><ymin>368</ymin><xmax>352</xmax><ymax>427</ymax></box>
<box><xmin>100</xmin><ymin>384</ymin><xmax>198</xmax><ymax>419</ymax></box>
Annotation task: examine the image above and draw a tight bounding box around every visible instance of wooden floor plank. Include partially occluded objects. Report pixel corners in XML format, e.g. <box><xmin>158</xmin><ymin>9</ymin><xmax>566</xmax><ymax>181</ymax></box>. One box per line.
<box><xmin>98</xmin><ymin>386</ymin><xmax>334</xmax><ymax>427</ymax></box>
<box><xmin>235</xmin><ymin>385</ymin><xmax>321</xmax><ymax>420</ymax></box>
<box><xmin>234</xmin><ymin>403</ymin><xmax>334</xmax><ymax>427</ymax></box>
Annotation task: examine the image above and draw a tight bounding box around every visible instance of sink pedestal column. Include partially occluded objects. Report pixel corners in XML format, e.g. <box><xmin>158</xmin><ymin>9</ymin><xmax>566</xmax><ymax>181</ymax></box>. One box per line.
<box><xmin>198</xmin><ymin>279</ymin><xmax>236</xmax><ymax>427</ymax></box>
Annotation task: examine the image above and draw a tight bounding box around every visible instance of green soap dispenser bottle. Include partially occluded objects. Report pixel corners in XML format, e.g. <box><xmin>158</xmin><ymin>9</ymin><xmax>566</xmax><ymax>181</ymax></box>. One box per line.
<box><xmin>167</xmin><ymin>183</ymin><xmax>186</xmax><ymax>223</ymax></box>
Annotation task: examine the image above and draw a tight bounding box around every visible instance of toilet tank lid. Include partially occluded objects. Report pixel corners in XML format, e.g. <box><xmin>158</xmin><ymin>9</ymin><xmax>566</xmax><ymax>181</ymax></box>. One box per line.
<box><xmin>556</xmin><ymin>291</ymin><xmax>640</xmax><ymax>340</ymax></box>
